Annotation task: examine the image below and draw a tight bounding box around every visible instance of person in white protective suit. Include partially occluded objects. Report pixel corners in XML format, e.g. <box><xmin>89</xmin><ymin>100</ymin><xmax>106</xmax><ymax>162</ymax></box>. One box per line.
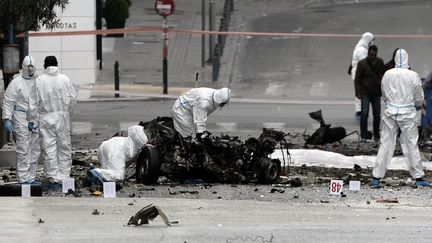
<box><xmin>170</xmin><ymin>87</ymin><xmax>231</xmax><ymax>139</ymax></box>
<box><xmin>351</xmin><ymin>32</ymin><xmax>375</xmax><ymax>119</ymax></box>
<box><xmin>371</xmin><ymin>49</ymin><xmax>430</xmax><ymax>188</ymax></box>
<box><xmin>89</xmin><ymin>125</ymin><xmax>148</xmax><ymax>182</ymax></box>
<box><xmin>2</xmin><ymin>56</ymin><xmax>41</xmax><ymax>184</ymax></box>
<box><xmin>28</xmin><ymin>56</ymin><xmax>77</xmax><ymax>189</ymax></box>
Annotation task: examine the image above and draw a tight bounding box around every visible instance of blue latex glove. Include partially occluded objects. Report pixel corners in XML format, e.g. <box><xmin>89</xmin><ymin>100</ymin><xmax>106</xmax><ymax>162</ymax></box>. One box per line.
<box><xmin>28</xmin><ymin>122</ymin><xmax>38</xmax><ymax>133</ymax></box>
<box><xmin>4</xmin><ymin>119</ymin><xmax>12</xmax><ymax>133</ymax></box>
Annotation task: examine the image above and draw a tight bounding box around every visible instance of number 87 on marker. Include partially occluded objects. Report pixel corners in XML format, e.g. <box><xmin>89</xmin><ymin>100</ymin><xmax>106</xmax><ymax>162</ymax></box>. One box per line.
<box><xmin>329</xmin><ymin>180</ymin><xmax>344</xmax><ymax>195</ymax></box>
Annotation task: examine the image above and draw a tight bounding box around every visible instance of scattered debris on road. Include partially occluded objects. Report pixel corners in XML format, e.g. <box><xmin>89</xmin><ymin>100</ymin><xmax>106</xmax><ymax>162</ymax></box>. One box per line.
<box><xmin>304</xmin><ymin>110</ymin><xmax>354</xmax><ymax>145</ymax></box>
<box><xmin>127</xmin><ymin>204</ymin><xmax>172</xmax><ymax>226</ymax></box>
<box><xmin>376</xmin><ymin>197</ymin><xmax>398</xmax><ymax>203</ymax></box>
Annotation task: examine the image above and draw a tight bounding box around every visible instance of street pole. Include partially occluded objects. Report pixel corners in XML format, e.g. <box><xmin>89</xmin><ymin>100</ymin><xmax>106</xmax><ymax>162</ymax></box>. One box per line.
<box><xmin>7</xmin><ymin>0</ymin><xmax>13</xmax><ymax>45</ymax></box>
<box><xmin>208</xmin><ymin>0</ymin><xmax>215</xmax><ymax>63</ymax></box>
<box><xmin>96</xmin><ymin>0</ymin><xmax>103</xmax><ymax>70</ymax></box>
<box><xmin>201</xmin><ymin>0</ymin><xmax>206</xmax><ymax>67</ymax></box>
<box><xmin>114</xmin><ymin>61</ymin><xmax>120</xmax><ymax>98</ymax></box>
<box><xmin>162</xmin><ymin>16</ymin><xmax>168</xmax><ymax>94</ymax></box>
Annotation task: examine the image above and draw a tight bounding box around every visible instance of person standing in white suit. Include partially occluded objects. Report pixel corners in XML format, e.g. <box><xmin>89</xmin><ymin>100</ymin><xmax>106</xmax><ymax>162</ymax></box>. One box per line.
<box><xmin>2</xmin><ymin>56</ymin><xmax>41</xmax><ymax>184</ymax></box>
<box><xmin>28</xmin><ymin>56</ymin><xmax>77</xmax><ymax>189</ymax></box>
<box><xmin>371</xmin><ymin>49</ymin><xmax>430</xmax><ymax>188</ymax></box>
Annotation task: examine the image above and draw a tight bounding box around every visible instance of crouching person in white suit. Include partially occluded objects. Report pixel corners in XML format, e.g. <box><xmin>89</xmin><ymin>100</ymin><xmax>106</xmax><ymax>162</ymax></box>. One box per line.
<box><xmin>87</xmin><ymin>125</ymin><xmax>148</xmax><ymax>186</ymax></box>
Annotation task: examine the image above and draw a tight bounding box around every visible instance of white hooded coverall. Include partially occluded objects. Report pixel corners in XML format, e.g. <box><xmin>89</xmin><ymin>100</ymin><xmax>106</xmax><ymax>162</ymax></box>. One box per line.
<box><xmin>373</xmin><ymin>49</ymin><xmax>425</xmax><ymax>179</ymax></box>
<box><xmin>171</xmin><ymin>87</ymin><xmax>231</xmax><ymax>137</ymax></box>
<box><xmin>2</xmin><ymin>56</ymin><xmax>40</xmax><ymax>183</ymax></box>
<box><xmin>94</xmin><ymin>125</ymin><xmax>148</xmax><ymax>181</ymax></box>
<box><xmin>28</xmin><ymin>66</ymin><xmax>77</xmax><ymax>183</ymax></box>
<box><xmin>351</xmin><ymin>32</ymin><xmax>374</xmax><ymax>113</ymax></box>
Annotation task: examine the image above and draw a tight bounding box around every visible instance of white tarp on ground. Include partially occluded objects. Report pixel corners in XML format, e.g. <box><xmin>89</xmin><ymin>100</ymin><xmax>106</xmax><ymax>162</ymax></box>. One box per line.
<box><xmin>271</xmin><ymin>149</ymin><xmax>432</xmax><ymax>170</ymax></box>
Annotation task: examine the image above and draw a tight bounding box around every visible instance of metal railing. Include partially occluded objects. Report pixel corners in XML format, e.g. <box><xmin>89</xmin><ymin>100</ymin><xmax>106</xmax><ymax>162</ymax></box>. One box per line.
<box><xmin>212</xmin><ymin>0</ymin><xmax>234</xmax><ymax>81</ymax></box>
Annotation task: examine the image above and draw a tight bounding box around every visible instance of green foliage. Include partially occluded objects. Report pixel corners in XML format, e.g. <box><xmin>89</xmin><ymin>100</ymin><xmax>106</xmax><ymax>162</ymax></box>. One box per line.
<box><xmin>103</xmin><ymin>0</ymin><xmax>130</xmax><ymax>24</ymax></box>
<box><xmin>0</xmin><ymin>0</ymin><xmax>69</xmax><ymax>38</ymax></box>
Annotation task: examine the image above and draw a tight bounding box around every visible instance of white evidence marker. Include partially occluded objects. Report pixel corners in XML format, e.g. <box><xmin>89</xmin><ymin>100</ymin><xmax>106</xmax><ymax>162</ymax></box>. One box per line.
<box><xmin>103</xmin><ymin>182</ymin><xmax>116</xmax><ymax>198</ymax></box>
<box><xmin>349</xmin><ymin>181</ymin><xmax>361</xmax><ymax>191</ymax></box>
<box><xmin>62</xmin><ymin>178</ymin><xmax>75</xmax><ymax>193</ymax></box>
<box><xmin>329</xmin><ymin>179</ymin><xmax>344</xmax><ymax>195</ymax></box>
<box><xmin>21</xmin><ymin>184</ymin><xmax>31</xmax><ymax>198</ymax></box>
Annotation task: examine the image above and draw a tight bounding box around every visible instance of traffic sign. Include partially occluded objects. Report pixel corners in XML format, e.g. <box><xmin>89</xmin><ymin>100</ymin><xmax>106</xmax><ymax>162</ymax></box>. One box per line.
<box><xmin>155</xmin><ymin>0</ymin><xmax>175</xmax><ymax>17</ymax></box>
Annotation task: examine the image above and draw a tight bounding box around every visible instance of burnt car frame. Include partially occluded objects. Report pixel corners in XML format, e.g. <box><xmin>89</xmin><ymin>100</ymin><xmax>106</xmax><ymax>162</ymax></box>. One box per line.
<box><xmin>135</xmin><ymin>117</ymin><xmax>290</xmax><ymax>184</ymax></box>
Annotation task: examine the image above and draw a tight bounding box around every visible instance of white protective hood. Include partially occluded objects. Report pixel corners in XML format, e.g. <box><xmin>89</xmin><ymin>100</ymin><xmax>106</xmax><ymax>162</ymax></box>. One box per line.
<box><xmin>21</xmin><ymin>56</ymin><xmax>36</xmax><ymax>80</ymax></box>
<box><xmin>2</xmin><ymin>55</ymin><xmax>36</xmax><ymax>120</ymax></box>
<box><xmin>381</xmin><ymin>48</ymin><xmax>423</xmax><ymax>117</ymax></box>
<box><xmin>351</xmin><ymin>32</ymin><xmax>374</xmax><ymax>80</ymax></box>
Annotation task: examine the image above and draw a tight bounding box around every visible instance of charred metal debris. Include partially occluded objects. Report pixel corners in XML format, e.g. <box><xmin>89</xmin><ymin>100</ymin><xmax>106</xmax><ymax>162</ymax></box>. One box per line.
<box><xmin>127</xmin><ymin>204</ymin><xmax>175</xmax><ymax>226</ymax></box>
<box><xmin>134</xmin><ymin>117</ymin><xmax>292</xmax><ymax>184</ymax></box>
<box><xmin>304</xmin><ymin>110</ymin><xmax>358</xmax><ymax>146</ymax></box>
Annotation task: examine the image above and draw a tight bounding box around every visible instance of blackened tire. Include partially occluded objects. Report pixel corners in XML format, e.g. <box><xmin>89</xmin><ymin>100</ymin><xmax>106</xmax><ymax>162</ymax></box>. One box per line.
<box><xmin>256</xmin><ymin>158</ymin><xmax>281</xmax><ymax>184</ymax></box>
<box><xmin>136</xmin><ymin>146</ymin><xmax>161</xmax><ymax>185</ymax></box>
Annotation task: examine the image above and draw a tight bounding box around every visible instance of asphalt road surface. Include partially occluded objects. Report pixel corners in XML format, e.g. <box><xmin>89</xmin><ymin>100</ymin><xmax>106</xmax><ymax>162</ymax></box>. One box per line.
<box><xmin>232</xmin><ymin>0</ymin><xmax>432</xmax><ymax>100</ymax></box>
<box><xmin>2</xmin><ymin>196</ymin><xmax>432</xmax><ymax>243</ymax></box>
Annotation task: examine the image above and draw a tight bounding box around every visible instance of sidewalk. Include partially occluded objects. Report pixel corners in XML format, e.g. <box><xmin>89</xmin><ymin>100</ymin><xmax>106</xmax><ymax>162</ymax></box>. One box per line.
<box><xmin>80</xmin><ymin>0</ymin><xmax>235</xmax><ymax>101</ymax></box>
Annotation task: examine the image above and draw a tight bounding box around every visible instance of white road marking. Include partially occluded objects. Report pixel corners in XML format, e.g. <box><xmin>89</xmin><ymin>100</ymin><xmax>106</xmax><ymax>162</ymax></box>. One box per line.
<box><xmin>265</xmin><ymin>82</ymin><xmax>285</xmax><ymax>95</ymax></box>
<box><xmin>293</xmin><ymin>27</ymin><xmax>303</xmax><ymax>33</ymax></box>
<box><xmin>309</xmin><ymin>81</ymin><xmax>329</xmax><ymax>96</ymax></box>
<box><xmin>263</xmin><ymin>122</ymin><xmax>285</xmax><ymax>129</ymax></box>
<box><xmin>216</xmin><ymin>122</ymin><xmax>238</xmax><ymax>132</ymax></box>
<box><xmin>71</xmin><ymin>122</ymin><xmax>92</xmax><ymax>135</ymax></box>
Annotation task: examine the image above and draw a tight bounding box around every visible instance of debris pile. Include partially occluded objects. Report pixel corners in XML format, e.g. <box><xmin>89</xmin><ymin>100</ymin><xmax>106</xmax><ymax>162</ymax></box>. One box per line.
<box><xmin>137</xmin><ymin>117</ymin><xmax>292</xmax><ymax>184</ymax></box>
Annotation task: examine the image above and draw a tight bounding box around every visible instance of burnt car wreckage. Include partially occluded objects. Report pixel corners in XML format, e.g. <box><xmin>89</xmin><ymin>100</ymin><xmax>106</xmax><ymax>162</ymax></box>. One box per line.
<box><xmin>134</xmin><ymin>117</ymin><xmax>291</xmax><ymax>184</ymax></box>
<box><xmin>124</xmin><ymin>110</ymin><xmax>361</xmax><ymax>185</ymax></box>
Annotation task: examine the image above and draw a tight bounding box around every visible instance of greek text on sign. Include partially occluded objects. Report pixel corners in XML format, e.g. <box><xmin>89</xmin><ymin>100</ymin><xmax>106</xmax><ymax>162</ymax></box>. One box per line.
<box><xmin>329</xmin><ymin>179</ymin><xmax>344</xmax><ymax>195</ymax></box>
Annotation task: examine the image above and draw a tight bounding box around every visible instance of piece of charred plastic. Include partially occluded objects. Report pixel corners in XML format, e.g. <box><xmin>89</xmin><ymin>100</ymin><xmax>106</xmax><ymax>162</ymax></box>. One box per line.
<box><xmin>127</xmin><ymin>204</ymin><xmax>173</xmax><ymax>226</ymax></box>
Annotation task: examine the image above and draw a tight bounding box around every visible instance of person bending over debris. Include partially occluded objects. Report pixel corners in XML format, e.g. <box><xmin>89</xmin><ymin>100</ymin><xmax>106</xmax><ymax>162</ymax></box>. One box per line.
<box><xmin>170</xmin><ymin>87</ymin><xmax>231</xmax><ymax>139</ymax></box>
<box><xmin>371</xmin><ymin>49</ymin><xmax>430</xmax><ymax>188</ymax></box>
<box><xmin>88</xmin><ymin>125</ymin><xmax>148</xmax><ymax>183</ymax></box>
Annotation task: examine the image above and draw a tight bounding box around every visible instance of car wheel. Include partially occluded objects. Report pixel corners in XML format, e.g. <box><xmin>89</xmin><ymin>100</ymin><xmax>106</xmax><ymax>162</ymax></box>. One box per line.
<box><xmin>256</xmin><ymin>158</ymin><xmax>281</xmax><ymax>184</ymax></box>
<box><xmin>136</xmin><ymin>146</ymin><xmax>161</xmax><ymax>185</ymax></box>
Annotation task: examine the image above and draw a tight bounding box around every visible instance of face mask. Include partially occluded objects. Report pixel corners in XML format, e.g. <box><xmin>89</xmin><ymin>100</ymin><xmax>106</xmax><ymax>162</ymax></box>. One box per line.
<box><xmin>27</xmin><ymin>65</ymin><xmax>35</xmax><ymax>76</ymax></box>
